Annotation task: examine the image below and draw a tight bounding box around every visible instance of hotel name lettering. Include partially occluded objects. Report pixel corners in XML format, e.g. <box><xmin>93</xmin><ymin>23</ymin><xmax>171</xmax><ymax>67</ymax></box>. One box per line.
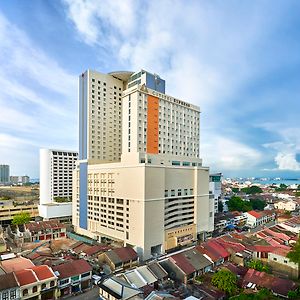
<box><xmin>139</xmin><ymin>85</ymin><xmax>191</xmax><ymax>108</ymax></box>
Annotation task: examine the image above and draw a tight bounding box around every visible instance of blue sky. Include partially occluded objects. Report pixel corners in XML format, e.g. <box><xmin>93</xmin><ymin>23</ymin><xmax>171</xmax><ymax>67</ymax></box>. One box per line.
<box><xmin>1</xmin><ymin>0</ymin><xmax>300</xmax><ymax>179</ymax></box>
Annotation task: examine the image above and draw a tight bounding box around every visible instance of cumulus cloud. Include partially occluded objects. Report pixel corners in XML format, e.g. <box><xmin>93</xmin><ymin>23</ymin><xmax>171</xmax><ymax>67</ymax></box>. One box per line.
<box><xmin>262</xmin><ymin>123</ymin><xmax>300</xmax><ymax>171</ymax></box>
<box><xmin>202</xmin><ymin>136</ymin><xmax>263</xmax><ymax>171</ymax></box>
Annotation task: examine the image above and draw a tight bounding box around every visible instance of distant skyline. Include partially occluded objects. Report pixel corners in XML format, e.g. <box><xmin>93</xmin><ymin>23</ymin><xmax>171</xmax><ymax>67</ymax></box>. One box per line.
<box><xmin>1</xmin><ymin>1</ymin><xmax>300</xmax><ymax>178</ymax></box>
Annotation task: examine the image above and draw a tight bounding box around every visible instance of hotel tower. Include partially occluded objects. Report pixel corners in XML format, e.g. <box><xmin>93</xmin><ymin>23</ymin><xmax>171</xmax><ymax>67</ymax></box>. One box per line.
<box><xmin>73</xmin><ymin>70</ymin><xmax>214</xmax><ymax>259</ymax></box>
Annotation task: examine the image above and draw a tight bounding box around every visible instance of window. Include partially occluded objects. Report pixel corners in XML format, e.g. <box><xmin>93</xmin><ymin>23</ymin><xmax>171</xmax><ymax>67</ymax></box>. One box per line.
<box><xmin>171</xmin><ymin>190</ymin><xmax>175</xmax><ymax>197</ymax></box>
<box><xmin>2</xmin><ymin>291</ymin><xmax>8</xmax><ymax>300</ymax></box>
<box><xmin>59</xmin><ymin>278</ymin><xmax>69</xmax><ymax>285</ymax></box>
<box><xmin>42</xmin><ymin>283</ymin><xmax>47</xmax><ymax>290</ymax></box>
<box><xmin>81</xmin><ymin>272</ymin><xmax>90</xmax><ymax>278</ymax></box>
<box><xmin>284</xmin><ymin>260</ymin><xmax>288</xmax><ymax>264</ymax></box>
<box><xmin>23</xmin><ymin>289</ymin><xmax>28</xmax><ymax>296</ymax></box>
<box><xmin>50</xmin><ymin>280</ymin><xmax>55</xmax><ymax>287</ymax></box>
<box><xmin>33</xmin><ymin>286</ymin><xmax>38</xmax><ymax>293</ymax></box>
<box><xmin>10</xmin><ymin>290</ymin><xmax>16</xmax><ymax>300</ymax></box>
<box><xmin>172</xmin><ymin>161</ymin><xmax>180</xmax><ymax>166</ymax></box>
<box><xmin>273</xmin><ymin>258</ymin><xmax>277</xmax><ymax>261</ymax></box>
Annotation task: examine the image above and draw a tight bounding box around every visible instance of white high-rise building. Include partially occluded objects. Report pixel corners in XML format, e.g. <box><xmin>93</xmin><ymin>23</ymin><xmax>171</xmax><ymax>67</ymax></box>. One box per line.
<box><xmin>39</xmin><ymin>149</ymin><xmax>78</xmax><ymax>220</ymax></box>
<box><xmin>73</xmin><ymin>70</ymin><xmax>214</xmax><ymax>260</ymax></box>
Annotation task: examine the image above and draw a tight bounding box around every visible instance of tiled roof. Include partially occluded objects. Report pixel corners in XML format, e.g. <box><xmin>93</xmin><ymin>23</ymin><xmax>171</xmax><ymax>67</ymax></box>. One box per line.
<box><xmin>25</xmin><ymin>220</ymin><xmax>65</xmax><ymax>233</ymax></box>
<box><xmin>113</xmin><ymin>247</ymin><xmax>138</xmax><ymax>262</ymax></box>
<box><xmin>247</xmin><ymin>210</ymin><xmax>261</xmax><ymax>219</ymax></box>
<box><xmin>181</xmin><ymin>249</ymin><xmax>212</xmax><ymax>270</ymax></box>
<box><xmin>84</xmin><ymin>245</ymin><xmax>111</xmax><ymax>256</ymax></box>
<box><xmin>1</xmin><ymin>257</ymin><xmax>34</xmax><ymax>273</ymax></box>
<box><xmin>243</xmin><ymin>269</ymin><xmax>298</xmax><ymax>297</ymax></box>
<box><xmin>52</xmin><ymin>259</ymin><xmax>92</xmax><ymax>279</ymax></box>
<box><xmin>170</xmin><ymin>253</ymin><xmax>195</xmax><ymax>275</ymax></box>
<box><xmin>208</xmin><ymin>239</ymin><xmax>233</xmax><ymax>256</ymax></box>
<box><xmin>30</xmin><ymin>265</ymin><xmax>56</xmax><ymax>281</ymax></box>
<box><xmin>0</xmin><ymin>272</ymin><xmax>19</xmax><ymax>290</ymax></box>
<box><xmin>15</xmin><ymin>269</ymin><xmax>38</xmax><ymax>286</ymax></box>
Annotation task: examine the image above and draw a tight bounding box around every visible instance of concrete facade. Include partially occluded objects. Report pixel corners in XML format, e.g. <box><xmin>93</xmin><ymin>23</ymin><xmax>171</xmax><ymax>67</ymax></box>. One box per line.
<box><xmin>39</xmin><ymin>149</ymin><xmax>78</xmax><ymax>220</ymax></box>
<box><xmin>74</xmin><ymin>70</ymin><xmax>213</xmax><ymax>260</ymax></box>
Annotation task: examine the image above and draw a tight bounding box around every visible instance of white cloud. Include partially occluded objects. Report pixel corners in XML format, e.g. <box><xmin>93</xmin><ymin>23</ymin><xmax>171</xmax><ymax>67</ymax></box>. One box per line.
<box><xmin>262</xmin><ymin>123</ymin><xmax>300</xmax><ymax>171</ymax></box>
<box><xmin>274</xmin><ymin>153</ymin><xmax>300</xmax><ymax>171</ymax></box>
<box><xmin>202</xmin><ymin>136</ymin><xmax>263</xmax><ymax>171</ymax></box>
<box><xmin>63</xmin><ymin>0</ymin><xmax>138</xmax><ymax>46</ymax></box>
<box><xmin>0</xmin><ymin>12</ymin><xmax>78</xmax><ymax>177</ymax></box>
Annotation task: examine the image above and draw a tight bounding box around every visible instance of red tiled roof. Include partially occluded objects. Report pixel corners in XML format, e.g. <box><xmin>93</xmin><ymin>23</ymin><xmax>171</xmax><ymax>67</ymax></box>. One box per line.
<box><xmin>247</xmin><ymin>210</ymin><xmax>261</xmax><ymax>219</ymax></box>
<box><xmin>243</xmin><ymin>269</ymin><xmax>297</xmax><ymax>297</ymax></box>
<box><xmin>52</xmin><ymin>259</ymin><xmax>92</xmax><ymax>279</ymax></box>
<box><xmin>196</xmin><ymin>245</ymin><xmax>220</xmax><ymax>262</ymax></box>
<box><xmin>1</xmin><ymin>257</ymin><xmax>34</xmax><ymax>273</ymax></box>
<box><xmin>26</xmin><ymin>220</ymin><xmax>66</xmax><ymax>233</ymax></box>
<box><xmin>84</xmin><ymin>245</ymin><xmax>111</xmax><ymax>256</ymax></box>
<box><xmin>206</xmin><ymin>240</ymin><xmax>230</xmax><ymax>258</ymax></box>
<box><xmin>170</xmin><ymin>253</ymin><xmax>195</xmax><ymax>275</ymax></box>
<box><xmin>271</xmin><ymin>247</ymin><xmax>290</xmax><ymax>257</ymax></box>
<box><xmin>114</xmin><ymin>247</ymin><xmax>138</xmax><ymax>262</ymax></box>
<box><xmin>30</xmin><ymin>265</ymin><xmax>56</xmax><ymax>281</ymax></box>
<box><xmin>15</xmin><ymin>269</ymin><xmax>37</xmax><ymax>286</ymax></box>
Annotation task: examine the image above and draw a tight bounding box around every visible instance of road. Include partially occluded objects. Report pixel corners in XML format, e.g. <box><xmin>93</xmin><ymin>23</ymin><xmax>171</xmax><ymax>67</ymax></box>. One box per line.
<box><xmin>69</xmin><ymin>286</ymin><xmax>99</xmax><ymax>300</ymax></box>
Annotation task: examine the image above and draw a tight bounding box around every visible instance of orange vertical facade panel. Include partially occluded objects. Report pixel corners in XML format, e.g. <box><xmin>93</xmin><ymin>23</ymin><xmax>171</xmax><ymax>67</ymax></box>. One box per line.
<box><xmin>147</xmin><ymin>95</ymin><xmax>159</xmax><ymax>154</ymax></box>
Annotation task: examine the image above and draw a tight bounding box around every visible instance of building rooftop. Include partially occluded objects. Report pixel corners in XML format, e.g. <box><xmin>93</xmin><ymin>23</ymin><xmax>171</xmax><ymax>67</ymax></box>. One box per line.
<box><xmin>1</xmin><ymin>257</ymin><xmax>34</xmax><ymax>273</ymax></box>
<box><xmin>15</xmin><ymin>269</ymin><xmax>37</xmax><ymax>286</ymax></box>
<box><xmin>52</xmin><ymin>259</ymin><xmax>92</xmax><ymax>279</ymax></box>
<box><xmin>99</xmin><ymin>275</ymin><xmax>142</xmax><ymax>299</ymax></box>
<box><xmin>0</xmin><ymin>272</ymin><xmax>19</xmax><ymax>290</ymax></box>
<box><xmin>30</xmin><ymin>265</ymin><xmax>56</xmax><ymax>281</ymax></box>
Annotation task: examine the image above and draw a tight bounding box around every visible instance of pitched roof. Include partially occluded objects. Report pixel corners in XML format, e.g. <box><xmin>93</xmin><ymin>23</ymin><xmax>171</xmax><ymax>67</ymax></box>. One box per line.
<box><xmin>84</xmin><ymin>245</ymin><xmax>111</xmax><ymax>256</ymax></box>
<box><xmin>1</xmin><ymin>257</ymin><xmax>34</xmax><ymax>273</ymax></box>
<box><xmin>242</xmin><ymin>269</ymin><xmax>298</xmax><ymax>297</ymax></box>
<box><xmin>147</xmin><ymin>262</ymin><xmax>168</xmax><ymax>280</ymax></box>
<box><xmin>206</xmin><ymin>239</ymin><xmax>231</xmax><ymax>257</ymax></box>
<box><xmin>15</xmin><ymin>269</ymin><xmax>38</xmax><ymax>286</ymax></box>
<box><xmin>25</xmin><ymin>220</ymin><xmax>65</xmax><ymax>233</ymax></box>
<box><xmin>99</xmin><ymin>275</ymin><xmax>142</xmax><ymax>299</ymax></box>
<box><xmin>113</xmin><ymin>247</ymin><xmax>138</xmax><ymax>262</ymax></box>
<box><xmin>170</xmin><ymin>253</ymin><xmax>195</xmax><ymax>275</ymax></box>
<box><xmin>0</xmin><ymin>272</ymin><xmax>19</xmax><ymax>290</ymax></box>
<box><xmin>247</xmin><ymin>210</ymin><xmax>261</xmax><ymax>219</ymax></box>
<box><xmin>180</xmin><ymin>249</ymin><xmax>212</xmax><ymax>270</ymax></box>
<box><xmin>52</xmin><ymin>259</ymin><xmax>92</xmax><ymax>279</ymax></box>
<box><xmin>30</xmin><ymin>265</ymin><xmax>56</xmax><ymax>281</ymax></box>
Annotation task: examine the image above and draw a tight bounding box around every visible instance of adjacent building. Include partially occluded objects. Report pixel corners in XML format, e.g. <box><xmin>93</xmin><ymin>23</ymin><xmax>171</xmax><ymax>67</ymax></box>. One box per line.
<box><xmin>9</xmin><ymin>176</ymin><xmax>30</xmax><ymax>185</ymax></box>
<box><xmin>209</xmin><ymin>173</ymin><xmax>222</xmax><ymax>213</ymax></box>
<box><xmin>39</xmin><ymin>149</ymin><xmax>78</xmax><ymax>221</ymax></box>
<box><xmin>0</xmin><ymin>165</ymin><xmax>9</xmax><ymax>185</ymax></box>
<box><xmin>73</xmin><ymin>70</ymin><xmax>214</xmax><ymax>260</ymax></box>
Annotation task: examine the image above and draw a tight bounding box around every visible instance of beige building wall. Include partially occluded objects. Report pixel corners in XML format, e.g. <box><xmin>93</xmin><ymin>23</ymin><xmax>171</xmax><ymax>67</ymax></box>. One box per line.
<box><xmin>73</xmin><ymin>163</ymin><xmax>213</xmax><ymax>259</ymax></box>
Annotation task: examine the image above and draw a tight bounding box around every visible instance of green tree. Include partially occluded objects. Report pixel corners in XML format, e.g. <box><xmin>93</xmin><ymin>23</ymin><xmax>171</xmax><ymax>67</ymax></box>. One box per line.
<box><xmin>287</xmin><ymin>239</ymin><xmax>300</xmax><ymax>265</ymax></box>
<box><xmin>230</xmin><ymin>288</ymin><xmax>278</xmax><ymax>299</ymax></box>
<box><xmin>288</xmin><ymin>290</ymin><xmax>298</xmax><ymax>299</ymax></box>
<box><xmin>295</xmin><ymin>191</ymin><xmax>300</xmax><ymax>197</ymax></box>
<box><xmin>211</xmin><ymin>269</ymin><xmax>237</xmax><ymax>295</ymax></box>
<box><xmin>232</xmin><ymin>187</ymin><xmax>240</xmax><ymax>193</ymax></box>
<box><xmin>218</xmin><ymin>201</ymin><xmax>224</xmax><ymax>213</ymax></box>
<box><xmin>275</xmin><ymin>184</ymin><xmax>288</xmax><ymax>192</ymax></box>
<box><xmin>247</xmin><ymin>260</ymin><xmax>270</xmax><ymax>273</ymax></box>
<box><xmin>249</xmin><ymin>199</ymin><xmax>266</xmax><ymax>211</ymax></box>
<box><xmin>241</xmin><ymin>186</ymin><xmax>263</xmax><ymax>194</ymax></box>
<box><xmin>227</xmin><ymin>196</ymin><xmax>252</xmax><ymax>212</ymax></box>
<box><xmin>12</xmin><ymin>212</ymin><xmax>31</xmax><ymax>225</ymax></box>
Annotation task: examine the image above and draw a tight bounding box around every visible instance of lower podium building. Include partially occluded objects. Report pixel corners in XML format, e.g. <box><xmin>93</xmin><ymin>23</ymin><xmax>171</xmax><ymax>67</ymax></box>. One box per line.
<box><xmin>72</xmin><ymin>155</ymin><xmax>214</xmax><ymax>260</ymax></box>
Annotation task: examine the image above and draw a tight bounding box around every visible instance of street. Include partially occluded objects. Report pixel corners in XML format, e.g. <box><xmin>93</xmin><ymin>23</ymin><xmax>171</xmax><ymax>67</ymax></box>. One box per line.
<box><xmin>69</xmin><ymin>286</ymin><xmax>99</xmax><ymax>300</ymax></box>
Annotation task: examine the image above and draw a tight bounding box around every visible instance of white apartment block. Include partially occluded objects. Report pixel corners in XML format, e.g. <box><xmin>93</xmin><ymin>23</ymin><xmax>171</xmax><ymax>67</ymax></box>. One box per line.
<box><xmin>79</xmin><ymin>70</ymin><xmax>126</xmax><ymax>163</ymax></box>
<box><xmin>39</xmin><ymin>149</ymin><xmax>78</xmax><ymax>220</ymax></box>
<box><xmin>74</xmin><ymin>70</ymin><xmax>214</xmax><ymax>260</ymax></box>
<box><xmin>209</xmin><ymin>173</ymin><xmax>222</xmax><ymax>213</ymax></box>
